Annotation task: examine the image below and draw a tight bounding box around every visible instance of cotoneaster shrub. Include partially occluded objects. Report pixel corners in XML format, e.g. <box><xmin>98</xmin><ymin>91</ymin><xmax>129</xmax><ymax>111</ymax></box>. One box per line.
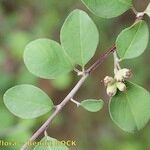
<box><xmin>3</xmin><ymin>1</ymin><xmax>150</xmax><ymax>150</ymax></box>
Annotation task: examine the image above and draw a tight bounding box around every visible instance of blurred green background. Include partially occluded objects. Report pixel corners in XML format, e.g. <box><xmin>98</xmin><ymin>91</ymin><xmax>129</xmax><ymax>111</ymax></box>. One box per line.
<box><xmin>0</xmin><ymin>0</ymin><xmax>150</xmax><ymax>150</ymax></box>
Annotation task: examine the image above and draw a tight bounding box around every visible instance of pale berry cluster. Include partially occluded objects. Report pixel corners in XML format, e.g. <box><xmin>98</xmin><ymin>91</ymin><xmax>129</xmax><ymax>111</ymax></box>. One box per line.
<box><xmin>104</xmin><ymin>68</ymin><xmax>132</xmax><ymax>97</ymax></box>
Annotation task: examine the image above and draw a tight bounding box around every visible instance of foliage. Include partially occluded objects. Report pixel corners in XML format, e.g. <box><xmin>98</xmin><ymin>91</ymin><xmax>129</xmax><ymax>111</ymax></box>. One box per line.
<box><xmin>4</xmin><ymin>84</ymin><xmax>54</xmax><ymax>119</ymax></box>
<box><xmin>1</xmin><ymin>0</ymin><xmax>150</xmax><ymax>150</ymax></box>
<box><xmin>24</xmin><ymin>39</ymin><xmax>73</xmax><ymax>79</ymax></box>
<box><xmin>81</xmin><ymin>0</ymin><xmax>132</xmax><ymax>18</ymax></box>
<box><xmin>116</xmin><ymin>20</ymin><xmax>149</xmax><ymax>60</ymax></box>
<box><xmin>109</xmin><ymin>82</ymin><xmax>150</xmax><ymax>132</ymax></box>
<box><xmin>80</xmin><ymin>99</ymin><xmax>104</xmax><ymax>112</ymax></box>
<box><xmin>60</xmin><ymin>9</ymin><xmax>99</xmax><ymax>67</ymax></box>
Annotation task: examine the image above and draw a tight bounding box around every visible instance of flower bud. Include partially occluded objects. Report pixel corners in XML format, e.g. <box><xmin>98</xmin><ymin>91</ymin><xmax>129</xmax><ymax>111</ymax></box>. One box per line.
<box><xmin>104</xmin><ymin>76</ymin><xmax>115</xmax><ymax>86</ymax></box>
<box><xmin>114</xmin><ymin>71</ymin><xmax>124</xmax><ymax>82</ymax></box>
<box><xmin>116</xmin><ymin>82</ymin><xmax>126</xmax><ymax>92</ymax></box>
<box><xmin>106</xmin><ymin>84</ymin><xmax>117</xmax><ymax>97</ymax></box>
<box><xmin>121</xmin><ymin>68</ymin><xmax>132</xmax><ymax>79</ymax></box>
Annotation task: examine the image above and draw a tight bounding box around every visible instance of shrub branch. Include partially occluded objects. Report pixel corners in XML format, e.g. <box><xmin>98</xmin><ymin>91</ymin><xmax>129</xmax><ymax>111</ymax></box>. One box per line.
<box><xmin>21</xmin><ymin>45</ymin><xmax>116</xmax><ymax>150</ymax></box>
<box><xmin>21</xmin><ymin>8</ymin><xmax>145</xmax><ymax>149</ymax></box>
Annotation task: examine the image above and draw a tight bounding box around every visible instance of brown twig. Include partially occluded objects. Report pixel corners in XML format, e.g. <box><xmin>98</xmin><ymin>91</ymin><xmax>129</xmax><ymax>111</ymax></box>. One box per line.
<box><xmin>86</xmin><ymin>44</ymin><xmax>116</xmax><ymax>74</ymax></box>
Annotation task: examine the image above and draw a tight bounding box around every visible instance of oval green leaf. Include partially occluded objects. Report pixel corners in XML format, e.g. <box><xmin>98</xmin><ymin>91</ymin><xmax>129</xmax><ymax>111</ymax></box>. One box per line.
<box><xmin>116</xmin><ymin>20</ymin><xmax>149</xmax><ymax>60</ymax></box>
<box><xmin>81</xmin><ymin>0</ymin><xmax>132</xmax><ymax>18</ymax></box>
<box><xmin>24</xmin><ymin>39</ymin><xmax>73</xmax><ymax>79</ymax></box>
<box><xmin>145</xmin><ymin>3</ymin><xmax>150</xmax><ymax>17</ymax></box>
<box><xmin>60</xmin><ymin>9</ymin><xmax>99</xmax><ymax>67</ymax></box>
<box><xmin>4</xmin><ymin>84</ymin><xmax>54</xmax><ymax>119</ymax></box>
<box><xmin>34</xmin><ymin>136</ymin><xmax>69</xmax><ymax>150</ymax></box>
<box><xmin>80</xmin><ymin>99</ymin><xmax>104</xmax><ymax>112</ymax></box>
<box><xmin>109</xmin><ymin>81</ymin><xmax>150</xmax><ymax>133</ymax></box>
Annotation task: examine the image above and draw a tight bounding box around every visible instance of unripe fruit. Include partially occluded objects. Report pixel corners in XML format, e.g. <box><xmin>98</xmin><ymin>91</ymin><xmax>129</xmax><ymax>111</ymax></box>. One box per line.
<box><xmin>116</xmin><ymin>82</ymin><xmax>126</xmax><ymax>92</ymax></box>
<box><xmin>114</xmin><ymin>68</ymin><xmax>132</xmax><ymax>81</ymax></box>
<box><xmin>104</xmin><ymin>76</ymin><xmax>115</xmax><ymax>86</ymax></box>
<box><xmin>106</xmin><ymin>84</ymin><xmax>117</xmax><ymax>97</ymax></box>
<box><xmin>121</xmin><ymin>68</ymin><xmax>132</xmax><ymax>79</ymax></box>
<box><xmin>114</xmin><ymin>71</ymin><xmax>124</xmax><ymax>82</ymax></box>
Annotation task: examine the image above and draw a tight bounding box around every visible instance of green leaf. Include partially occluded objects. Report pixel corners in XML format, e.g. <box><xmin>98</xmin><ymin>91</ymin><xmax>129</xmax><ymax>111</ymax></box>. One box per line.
<box><xmin>24</xmin><ymin>39</ymin><xmax>73</xmax><ymax>79</ymax></box>
<box><xmin>3</xmin><ymin>84</ymin><xmax>54</xmax><ymax>119</ymax></box>
<box><xmin>116</xmin><ymin>20</ymin><xmax>149</xmax><ymax>60</ymax></box>
<box><xmin>145</xmin><ymin>3</ymin><xmax>150</xmax><ymax>17</ymax></box>
<box><xmin>81</xmin><ymin>0</ymin><xmax>132</xmax><ymax>18</ymax></box>
<box><xmin>109</xmin><ymin>81</ymin><xmax>150</xmax><ymax>133</ymax></box>
<box><xmin>34</xmin><ymin>136</ymin><xmax>69</xmax><ymax>150</ymax></box>
<box><xmin>60</xmin><ymin>9</ymin><xmax>99</xmax><ymax>67</ymax></box>
<box><xmin>80</xmin><ymin>99</ymin><xmax>104</xmax><ymax>112</ymax></box>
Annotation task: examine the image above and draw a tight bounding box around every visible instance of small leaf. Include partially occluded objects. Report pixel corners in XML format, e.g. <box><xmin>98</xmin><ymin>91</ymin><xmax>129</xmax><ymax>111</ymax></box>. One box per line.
<box><xmin>24</xmin><ymin>39</ymin><xmax>73</xmax><ymax>79</ymax></box>
<box><xmin>81</xmin><ymin>0</ymin><xmax>132</xmax><ymax>18</ymax></box>
<box><xmin>60</xmin><ymin>9</ymin><xmax>99</xmax><ymax>67</ymax></box>
<box><xmin>109</xmin><ymin>81</ymin><xmax>150</xmax><ymax>133</ymax></box>
<box><xmin>4</xmin><ymin>84</ymin><xmax>54</xmax><ymax>119</ymax></box>
<box><xmin>145</xmin><ymin>3</ymin><xmax>150</xmax><ymax>17</ymax></box>
<box><xmin>80</xmin><ymin>99</ymin><xmax>104</xmax><ymax>112</ymax></box>
<box><xmin>116</xmin><ymin>20</ymin><xmax>149</xmax><ymax>60</ymax></box>
<box><xmin>34</xmin><ymin>136</ymin><xmax>69</xmax><ymax>150</ymax></box>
